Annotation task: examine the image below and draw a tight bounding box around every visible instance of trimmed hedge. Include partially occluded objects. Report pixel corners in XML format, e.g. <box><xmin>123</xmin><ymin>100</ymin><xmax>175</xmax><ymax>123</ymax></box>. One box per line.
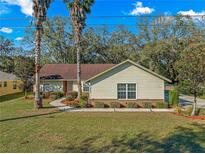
<box><xmin>70</xmin><ymin>91</ymin><xmax>78</xmax><ymax>99</ymax></box>
<box><xmin>127</xmin><ymin>102</ymin><xmax>137</xmax><ymax>108</ymax></box>
<box><xmin>95</xmin><ymin>102</ymin><xmax>104</xmax><ymax>108</ymax></box>
<box><xmin>110</xmin><ymin>102</ymin><xmax>120</xmax><ymax>108</ymax></box>
<box><xmin>50</xmin><ymin>92</ymin><xmax>64</xmax><ymax>100</ymax></box>
<box><xmin>156</xmin><ymin>102</ymin><xmax>168</xmax><ymax>108</ymax></box>
<box><xmin>66</xmin><ymin>95</ymin><xmax>73</xmax><ymax>101</ymax></box>
<box><xmin>79</xmin><ymin>99</ymin><xmax>87</xmax><ymax>108</ymax></box>
<box><xmin>143</xmin><ymin>102</ymin><xmax>152</xmax><ymax>108</ymax></box>
<box><xmin>169</xmin><ymin>90</ymin><xmax>179</xmax><ymax>105</ymax></box>
<box><xmin>81</xmin><ymin>92</ymin><xmax>89</xmax><ymax>101</ymax></box>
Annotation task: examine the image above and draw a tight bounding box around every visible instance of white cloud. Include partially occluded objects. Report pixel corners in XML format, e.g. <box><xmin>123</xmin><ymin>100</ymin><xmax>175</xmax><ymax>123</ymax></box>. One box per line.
<box><xmin>178</xmin><ymin>9</ymin><xmax>205</xmax><ymax>16</ymax></box>
<box><xmin>129</xmin><ymin>1</ymin><xmax>154</xmax><ymax>16</ymax></box>
<box><xmin>15</xmin><ymin>37</ymin><xmax>23</xmax><ymax>41</ymax></box>
<box><xmin>178</xmin><ymin>10</ymin><xmax>205</xmax><ymax>20</ymax></box>
<box><xmin>0</xmin><ymin>27</ymin><xmax>13</xmax><ymax>33</ymax></box>
<box><xmin>0</xmin><ymin>0</ymin><xmax>33</xmax><ymax>16</ymax></box>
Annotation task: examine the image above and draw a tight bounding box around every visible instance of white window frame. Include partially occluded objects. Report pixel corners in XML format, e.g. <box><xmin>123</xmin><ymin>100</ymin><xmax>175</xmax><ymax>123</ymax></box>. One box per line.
<box><xmin>117</xmin><ymin>83</ymin><xmax>127</xmax><ymax>99</ymax></box>
<box><xmin>83</xmin><ymin>83</ymin><xmax>90</xmax><ymax>92</ymax></box>
<box><xmin>117</xmin><ymin>83</ymin><xmax>137</xmax><ymax>100</ymax></box>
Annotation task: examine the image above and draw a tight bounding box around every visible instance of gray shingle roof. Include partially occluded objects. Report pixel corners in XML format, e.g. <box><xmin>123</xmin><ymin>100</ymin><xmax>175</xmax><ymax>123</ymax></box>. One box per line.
<box><xmin>0</xmin><ymin>71</ymin><xmax>19</xmax><ymax>80</ymax></box>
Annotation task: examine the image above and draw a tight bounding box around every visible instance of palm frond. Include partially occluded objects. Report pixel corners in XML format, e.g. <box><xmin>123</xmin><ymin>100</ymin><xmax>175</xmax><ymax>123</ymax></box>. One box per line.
<box><xmin>32</xmin><ymin>0</ymin><xmax>53</xmax><ymax>22</ymax></box>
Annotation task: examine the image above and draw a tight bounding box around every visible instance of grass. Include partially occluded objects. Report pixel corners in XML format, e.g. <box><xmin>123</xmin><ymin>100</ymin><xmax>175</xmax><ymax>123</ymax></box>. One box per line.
<box><xmin>0</xmin><ymin>94</ymin><xmax>205</xmax><ymax>152</ymax></box>
<box><xmin>0</xmin><ymin>92</ymin><xmax>25</xmax><ymax>102</ymax></box>
<box><xmin>199</xmin><ymin>95</ymin><xmax>205</xmax><ymax>100</ymax></box>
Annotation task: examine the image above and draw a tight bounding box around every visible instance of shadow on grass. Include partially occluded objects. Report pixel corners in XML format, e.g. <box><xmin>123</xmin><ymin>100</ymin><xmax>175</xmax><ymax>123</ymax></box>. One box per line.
<box><xmin>56</xmin><ymin>123</ymin><xmax>205</xmax><ymax>153</ymax></box>
<box><xmin>0</xmin><ymin>110</ymin><xmax>62</xmax><ymax>122</ymax></box>
<box><xmin>0</xmin><ymin>92</ymin><xmax>24</xmax><ymax>103</ymax></box>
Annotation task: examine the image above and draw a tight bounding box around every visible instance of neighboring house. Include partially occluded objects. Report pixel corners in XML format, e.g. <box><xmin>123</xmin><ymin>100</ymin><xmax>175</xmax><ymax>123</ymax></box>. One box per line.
<box><xmin>39</xmin><ymin>60</ymin><xmax>172</xmax><ymax>104</ymax></box>
<box><xmin>0</xmin><ymin>71</ymin><xmax>22</xmax><ymax>96</ymax></box>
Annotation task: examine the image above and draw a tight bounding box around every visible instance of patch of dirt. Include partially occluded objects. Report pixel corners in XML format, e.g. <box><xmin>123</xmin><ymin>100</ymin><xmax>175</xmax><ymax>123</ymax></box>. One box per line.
<box><xmin>172</xmin><ymin>113</ymin><xmax>205</xmax><ymax>120</ymax></box>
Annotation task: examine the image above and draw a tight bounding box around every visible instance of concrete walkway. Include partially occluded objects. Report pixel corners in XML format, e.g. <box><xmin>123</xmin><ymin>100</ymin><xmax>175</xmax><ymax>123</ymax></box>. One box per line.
<box><xmin>66</xmin><ymin>108</ymin><xmax>174</xmax><ymax>112</ymax></box>
<box><xmin>50</xmin><ymin>98</ymin><xmax>174</xmax><ymax>112</ymax></box>
<box><xmin>179</xmin><ymin>95</ymin><xmax>205</xmax><ymax>108</ymax></box>
<box><xmin>49</xmin><ymin>98</ymin><xmax>73</xmax><ymax>111</ymax></box>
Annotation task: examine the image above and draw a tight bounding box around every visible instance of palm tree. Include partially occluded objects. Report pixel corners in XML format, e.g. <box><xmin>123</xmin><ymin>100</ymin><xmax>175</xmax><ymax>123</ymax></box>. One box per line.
<box><xmin>33</xmin><ymin>0</ymin><xmax>52</xmax><ymax>109</ymax></box>
<box><xmin>64</xmin><ymin>0</ymin><xmax>94</xmax><ymax>100</ymax></box>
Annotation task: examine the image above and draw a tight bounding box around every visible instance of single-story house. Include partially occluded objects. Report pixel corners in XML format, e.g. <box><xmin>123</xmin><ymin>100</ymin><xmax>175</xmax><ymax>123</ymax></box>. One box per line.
<box><xmin>0</xmin><ymin>71</ymin><xmax>22</xmax><ymax>96</ymax></box>
<box><xmin>39</xmin><ymin>59</ymin><xmax>172</xmax><ymax>104</ymax></box>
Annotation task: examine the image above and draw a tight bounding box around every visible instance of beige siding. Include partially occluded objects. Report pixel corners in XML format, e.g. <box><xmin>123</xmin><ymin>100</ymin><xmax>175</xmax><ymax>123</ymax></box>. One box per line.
<box><xmin>72</xmin><ymin>81</ymin><xmax>86</xmax><ymax>92</ymax></box>
<box><xmin>90</xmin><ymin>62</ymin><xmax>164</xmax><ymax>100</ymax></box>
<box><xmin>72</xmin><ymin>81</ymin><xmax>78</xmax><ymax>91</ymax></box>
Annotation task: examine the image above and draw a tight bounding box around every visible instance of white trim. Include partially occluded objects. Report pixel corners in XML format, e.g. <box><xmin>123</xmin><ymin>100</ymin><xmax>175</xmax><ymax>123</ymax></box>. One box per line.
<box><xmin>86</xmin><ymin>59</ymin><xmax>172</xmax><ymax>83</ymax></box>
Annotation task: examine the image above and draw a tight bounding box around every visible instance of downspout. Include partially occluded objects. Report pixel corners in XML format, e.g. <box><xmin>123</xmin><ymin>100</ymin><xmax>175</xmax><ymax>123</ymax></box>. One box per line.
<box><xmin>88</xmin><ymin>82</ymin><xmax>91</xmax><ymax>105</ymax></box>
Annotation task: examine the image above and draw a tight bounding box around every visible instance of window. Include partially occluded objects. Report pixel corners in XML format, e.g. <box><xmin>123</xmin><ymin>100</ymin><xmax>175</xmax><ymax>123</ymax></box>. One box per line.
<box><xmin>127</xmin><ymin>84</ymin><xmax>136</xmax><ymax>99</ymax></box>
<box><xmin>3</xmin><ymin>81</ymin><xmax>7</xmax><ymax>87</ymax></box>
<box><xmin>117</xmin><ymin>83</ymin><xmax>136</xmax><ymax>99</ymax></box>
<box><xmin>13</xmin><ymin>81</ymin><xmax>17</xmax><ymax>89</ymax></box>
<box><xmin>0</xmin><ymin>82</ymin><xmax>2</xmax><ymax>88</ymax></box>
<box><xmin>117</xmin><ymin>84</ymin><xmax>126</xmax><ymax>99</ymax></box>
<box><xmin>83</xmin><ymin>83</ymin><xmax>90</xmax><ymax>92</ymax></box>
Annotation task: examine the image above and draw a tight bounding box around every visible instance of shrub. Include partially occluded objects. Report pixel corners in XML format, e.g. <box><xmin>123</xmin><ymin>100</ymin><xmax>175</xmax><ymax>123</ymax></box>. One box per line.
<box><xmin>50</xmin><ymin>94</ymin><xmax>58</xmax><ymax>100</ymax></box>
<box><xmin>183</xmin><ymin>106</ymin><xmax>201</xmax><ymax>116</ymax></box>
<box><xmin>79</xmin><ymin>98</ymin><xmax>87</xmax><ymax>108</ymax></box>
<box><xmin>70</xmin><ymin>91</ymin><xmax>78</xmax><ymax>99</ymax></box>
<box><xmin>66</xmin><ymin>95</ymin><xmax>73</xmax><ymax>101</ymax></box>
<box><xmin>143</xmin><ymin>102</ymin><xmax>152</xmax><ymax>108</ymax></box>
<box><xmin>42</xmin><ymin>92</ymin><xmax>50</xmax><ymax>99</ymax></box>
<box><xmin>71</xmin><ymin>100</ymin><xmax>80</xmax><ymax>108</ymax></box>
<box><xmin>51</xmin><ymin>92</ymin><xmax>64</xmax><ymax>98</ymax></box>
<box><xmin>199</xmin><ymin>109</ymin><xmax>205</xmax><ymax>116</ymax></box>
<box><xmin>174</xmin><ymin>106</ymin><xmax>183</xmax><ymax>114</ymax></box>
<box><xmin>156</xmin><ymin>102</ymin><xmax>168</xmax><ymax>108</ymax></box>
<box><xmin>127</xmin><ymin>102</ymin><xmax>137</xmax><ymax>108</ymax></box>
<box><xmin>50</xmin><ymin>92</ymin><xmax>64</xmax><ymax>100</ymax></box>
<box><xmin>169</xmin><ymin>90</ymin><xmax>179</xmax><ymax>105</ymax></box>
<box><xmin>95</xmin><ymin>102</ymin><xmax>104</xmax><ymax>108</ymax></box>
<box><xmin>110</xmin><ymin>102</ymin><xmax>120</xmax><ymax>108</ymax></box>
<box><xmin>81</xmin><ymin>92</ymin><xmax>89</xmax><ymax>101</ymax></box>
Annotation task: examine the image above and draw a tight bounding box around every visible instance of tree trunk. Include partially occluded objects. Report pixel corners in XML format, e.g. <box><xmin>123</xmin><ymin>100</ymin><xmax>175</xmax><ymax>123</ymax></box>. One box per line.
<box><xmin>191</xmin><ymin>93</ymin><xmax>197</xmax><ymax>116</ymax></box>
<box><xmin>34</xmin><ymin>23</ymin><xmax>42</xmax><ymax>109</ymax></box>
<box><xmin>76</xmin><ymin>36</ymin><xmax>82</xmax><ymax>100</ymax></box>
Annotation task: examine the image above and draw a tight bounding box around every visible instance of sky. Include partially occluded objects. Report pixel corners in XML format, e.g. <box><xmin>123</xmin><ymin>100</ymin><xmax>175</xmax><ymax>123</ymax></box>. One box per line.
<box><xmin>0</xmin><ymin>0</ymin><xmax>205</xmax><ymax>46</ymax></box>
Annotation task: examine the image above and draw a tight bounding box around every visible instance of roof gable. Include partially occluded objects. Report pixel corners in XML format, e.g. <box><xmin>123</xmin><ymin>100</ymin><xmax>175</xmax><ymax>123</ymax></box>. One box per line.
<box><xmin>0</xmin><ymin>71</ymin><xmax>19</xmax><ymax>80</ymax></box>
<box><xmin>86</xmin><ymin>60</ymin><xmax>172</xmax><ymax>83</ymax></box>
<box><xmin>40</xmin><ymin>64</ymin><xmax>116</xmax><ymax>80</ymax></box>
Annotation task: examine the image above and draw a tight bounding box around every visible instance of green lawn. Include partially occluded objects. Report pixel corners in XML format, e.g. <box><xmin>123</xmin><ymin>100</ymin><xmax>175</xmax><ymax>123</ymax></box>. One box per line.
<box><xmin>200</xmin><ymin>95</ymin><xmax>205</xmax><ymax>100</ymax></box>
<box><xmin>0</xmin><ymin>95</ymin><xmax>205</xmax><ymax>152</ymax></box>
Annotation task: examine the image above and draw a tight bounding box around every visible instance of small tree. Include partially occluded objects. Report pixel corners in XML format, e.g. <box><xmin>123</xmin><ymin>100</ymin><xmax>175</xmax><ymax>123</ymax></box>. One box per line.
<box><xmin>177</xmin><ymin>43</ymin><xmax>205</xmax><ymax>116</ymax></box>
<box><xmin>14</xmin><ymin>56</ymin><xmax>35</xmax><ymax>98</ymax></box>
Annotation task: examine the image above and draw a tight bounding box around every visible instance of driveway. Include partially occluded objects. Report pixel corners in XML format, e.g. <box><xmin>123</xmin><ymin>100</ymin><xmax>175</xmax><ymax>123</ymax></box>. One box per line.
<box><xmin>179</xmin><ymin>95</ymin><xmax>205</xmax><ymax>108</ymax></box>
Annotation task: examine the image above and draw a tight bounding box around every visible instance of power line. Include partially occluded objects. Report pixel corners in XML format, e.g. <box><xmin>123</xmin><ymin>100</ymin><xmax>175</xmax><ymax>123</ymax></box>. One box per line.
<box><xmin>0</xmin><ymin>15</ymin><xmax>205</xmax><ymax>20</ymax></box>
<box><xmin>1</xmin><ymin>25</ymin><xmax>205</xmax><ymax>29</ymax></box>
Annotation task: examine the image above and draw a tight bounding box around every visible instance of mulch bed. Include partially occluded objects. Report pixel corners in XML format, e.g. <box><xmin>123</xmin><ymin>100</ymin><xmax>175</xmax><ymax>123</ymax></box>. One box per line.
<box><xmin>173</xmin><ymin>113</ymin><xmax>205</xmax><ymax>120</ymax></box>
<box><xmin>61</xmin><ymin>99</ymin><xmax>78</xmax><ymax>106</ymax></box>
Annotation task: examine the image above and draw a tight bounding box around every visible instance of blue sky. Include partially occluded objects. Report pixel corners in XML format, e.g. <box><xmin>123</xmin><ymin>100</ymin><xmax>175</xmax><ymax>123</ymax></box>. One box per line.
<box><xmin>0</xmin><ymin>0</ymin><xmax>205</xmax><ymax>46</ymax></box>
